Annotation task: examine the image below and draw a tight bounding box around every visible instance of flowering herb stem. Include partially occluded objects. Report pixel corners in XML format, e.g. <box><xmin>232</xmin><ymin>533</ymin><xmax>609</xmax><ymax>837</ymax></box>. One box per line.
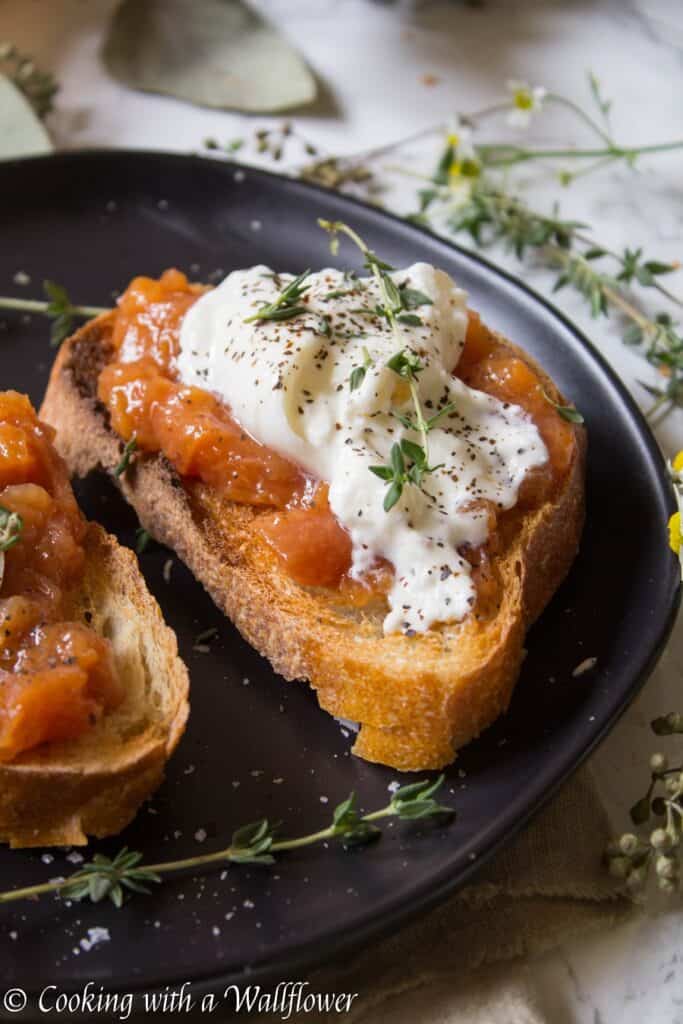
<box><xmin>0</xmin><ymin>776</ymin><xmax>453</xmax><ymax>908</ymax></box>
<box><xmin>303</xmin><ymin>75</ymin><xmax>683</xmax><ymax>419</ymax></box>
<box><xmin>475</xmin><ymin>140</ymin><xmax>683</xmax><ymax>169</ymax></box>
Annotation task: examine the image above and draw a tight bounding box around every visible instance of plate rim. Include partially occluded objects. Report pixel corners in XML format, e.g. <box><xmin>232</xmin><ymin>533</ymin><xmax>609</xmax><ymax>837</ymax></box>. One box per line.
<box><xmin>0</xmin><ymin>148</ymin><xmax>679</xmax><ymax>994</ymax></box>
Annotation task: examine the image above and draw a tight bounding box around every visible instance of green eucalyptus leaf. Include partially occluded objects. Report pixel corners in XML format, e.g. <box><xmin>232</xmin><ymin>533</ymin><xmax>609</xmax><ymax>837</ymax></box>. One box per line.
<box><xmin>0</xmin><ymin>75</ymin><xmax>51</xmax><ymax>160</ymax></box>
<box><xmin>103</xmin><ymin>0</ymin><xmax>316</xmax><ymax>113</ymax></box>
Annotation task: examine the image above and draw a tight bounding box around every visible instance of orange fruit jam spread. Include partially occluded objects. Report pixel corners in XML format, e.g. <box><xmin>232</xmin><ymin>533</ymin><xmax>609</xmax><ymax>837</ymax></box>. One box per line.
<box><xmin>98</xmin><ymin>271</ymin><xmax>576</xmax><ymax>599</ymax></box>
<box><xmin>0</xmin><ymin>391</ymin><xmax>122</xmax><ymax>763</ymax></box>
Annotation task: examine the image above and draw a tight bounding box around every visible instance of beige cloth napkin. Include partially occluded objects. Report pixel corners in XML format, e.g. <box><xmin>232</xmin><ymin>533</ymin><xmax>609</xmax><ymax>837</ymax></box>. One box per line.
<box><xmin>253</xmin><ymin>766</ymin><xmax>633</xmax><ymax>1024</ymax></box>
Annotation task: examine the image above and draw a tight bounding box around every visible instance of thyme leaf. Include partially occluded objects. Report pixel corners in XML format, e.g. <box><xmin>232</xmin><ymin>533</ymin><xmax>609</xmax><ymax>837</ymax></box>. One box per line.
<box><xmin>541</xmin><ymin>389</ymin><xmax>585</xmax><ymax>425</ymax></box>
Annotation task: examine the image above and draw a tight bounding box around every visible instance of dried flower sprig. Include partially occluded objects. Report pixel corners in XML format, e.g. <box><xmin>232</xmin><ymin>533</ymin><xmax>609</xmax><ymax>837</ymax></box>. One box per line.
<box><xmin>0</xmin><ymin>776</ymin><xmax>453</xmax><ymax>908</ymax></box>
<box><xmin>0</xmin><ymin>281</ymin><xmax>107</xmax><ymax>347</ymax></box>
<box><xmin>605</xmin><ymin>714</ymin><xmax>683</xmax><ymax>894</ymax></box>
<box><xmin>603</xmin><ymin>455</ymin><xmax>683</xmax><ymax>890</ymax></box>
<box><xmin>295</xmin><ymin>75</ymin><xmax>683</xmax><ymax>419</ymax></box>
<box><xmin>0</xmin><ymin>41</ymin><xmax>59</xmax><ymax>119</ymax></box>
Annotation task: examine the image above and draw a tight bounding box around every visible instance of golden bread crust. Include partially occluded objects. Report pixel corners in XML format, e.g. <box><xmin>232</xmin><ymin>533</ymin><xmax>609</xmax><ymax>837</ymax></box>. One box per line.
<box><xmin>40</xmin><ymin>313</ymin><xmax>585</xmax><ymax>771</ymax></box>
<box><xmin>0</xmin><ymin>521</ymin><xmax>189</xmax><ymax>847</ymax></box>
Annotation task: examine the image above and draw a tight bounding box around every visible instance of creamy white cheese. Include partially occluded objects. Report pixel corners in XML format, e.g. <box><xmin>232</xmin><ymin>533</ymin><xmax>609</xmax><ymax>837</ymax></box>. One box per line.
<box><xmin>177</xmin><ymin>263</ymin><xmax>548</xmax><ymax>635</ymax></box>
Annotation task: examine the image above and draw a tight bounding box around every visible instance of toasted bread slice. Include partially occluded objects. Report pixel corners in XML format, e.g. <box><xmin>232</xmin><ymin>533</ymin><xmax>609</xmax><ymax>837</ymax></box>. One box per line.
<box><xmin>0</xmin><ymin>522</ymin><xmax>189</xmax><ymax>847</ymax></box>
<box><xmin>41</xmin><ymin>312</ymin><xmax>585</xmax><ymax>772</ymax></box>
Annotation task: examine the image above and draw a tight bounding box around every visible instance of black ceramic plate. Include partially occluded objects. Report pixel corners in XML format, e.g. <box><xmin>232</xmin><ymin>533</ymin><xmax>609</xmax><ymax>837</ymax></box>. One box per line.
<box><xmin>0</xmin><ymin>152</ymin><xmax>678</xmax><ymax>997</ymax></box>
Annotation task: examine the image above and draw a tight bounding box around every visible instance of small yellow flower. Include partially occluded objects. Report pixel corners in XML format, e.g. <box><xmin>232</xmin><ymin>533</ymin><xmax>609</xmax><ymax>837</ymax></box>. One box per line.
<box><xmin>448</xmin><ymin>159</ymin><xmax>462</xmax><ymax>179</ymax></box>
<box><xmin>446</xmin><ymin>132</ymin><xmax>460</xmax><ymax>147</ymax></box>
<box><xmin>673</xmin><ymin>450</ymin><xmax>683</xmax><ymax>474</ymax></box>
<box><xmin>669</xmin><ymin>511</ymin><xmax>682</xmax><ymax>555</ymax></box>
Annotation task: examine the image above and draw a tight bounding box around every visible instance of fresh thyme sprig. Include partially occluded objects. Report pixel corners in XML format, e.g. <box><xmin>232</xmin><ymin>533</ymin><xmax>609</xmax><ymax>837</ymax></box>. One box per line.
<box><xmin>114</xmin><ymin>435</ymin><xmax>138</xmax><ymax>478</ymax></box>
<box><xmin>370</xmin><ymin>439</ymin><xmax>443</xmax><ymax>513</ymax></box>
<box><xmin>0</xmin><ymin>41</ymin><xmax>59</xmax><ymax>119</ymax></box>
<box><xmin>243</xmin><ymin>269</ymin><xmax>311</xmax><ymax>323</ymax></box>
<box><xmin>0</xmin><ymin>505</ymin><xmax>23</xmax><ymax>553</ymax></box>
<box><xmin>318</xmin><ymin>220</ymin><xmax>447</xmax><ymax>507</ymax></box>
<box><xmin>0</xmin><ymin>506</ymin><xmax>23</xmax><ymax>589</ymax></box>
<box><xmin>318</xmin><ymin>219</ymin><xmax>432</xmax><ymax>331</ymax></box>
<box><xmin>0</xmin><ymin>281</ymin><xmax>107</xmax><ymax>347</ymax></box>
<box><xmin>385</xmin><ymin>349</ymin><xmax>431</xmax><ymax>454</ymax></box>
<box><xmin>0</xmin><ymin>777</ymin><xmax>453</xmax><ymax>907</ymax></box>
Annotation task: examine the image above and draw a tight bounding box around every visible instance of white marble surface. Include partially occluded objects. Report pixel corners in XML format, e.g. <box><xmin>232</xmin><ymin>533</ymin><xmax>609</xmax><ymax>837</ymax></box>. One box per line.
<box><xmin>1</xmin><ymin>1</ymin><xmax>683</xmax><ymax>1020</ymax></box>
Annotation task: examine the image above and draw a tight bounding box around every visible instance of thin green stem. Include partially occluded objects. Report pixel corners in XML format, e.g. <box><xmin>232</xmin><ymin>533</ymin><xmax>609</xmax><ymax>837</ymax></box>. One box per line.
<box><xmin>0</xmin><ymin>296</ymin><xmax>106</xmax><ymax>318</ymax></box>
<box><xmin>546</xmin><ymin>92</ymin><xmax>614</xmax><ymax>146</ymax></box>
<box><xmin>300</xmin><ymin>103</ymin><xmax>512</xmax><ymax>173</ymax></box>
<box><xmin>361</xmin><ymin>807</ymin><xmax>394</xmax><ymax>824</ymax></box>
<box><xmin>478</xmin><ymin>139</ymin><xmax>683</xmax><ymax>168</ymax></box>
<box><xmin>647</xmin><ymin>392</ymin><xmax>673</xmax><ymax>421</ymax></box>
<box><xmin>409</xmin><ymin>378</ymin><xmax>429</xmax><ymax>456</ymax></box>
<box><xmin>559</xmin><ymin>153</ymin><xmax>621</xmax><ymax>182</ymax></box>
<box><xmin>0</xmin><ymin>879</ymin><xmax>65</xmax><ymax>904</ymax></box>
<box><xmin>270</xmin><ymin>827</ymin><xmax>337</xmax><ymax>852</ymax></box>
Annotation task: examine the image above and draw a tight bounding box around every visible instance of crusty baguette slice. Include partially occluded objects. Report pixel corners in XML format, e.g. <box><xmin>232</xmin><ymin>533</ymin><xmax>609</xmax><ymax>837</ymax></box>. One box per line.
<box><xmin>0</xmin><ymin>521</ymin><xmax>189</xmax><ymax>848</ymax></box>
<box><xmin>41</xmin><ymin>312</ymin><xmax>585</xmax><ymax>772</ymax></box>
